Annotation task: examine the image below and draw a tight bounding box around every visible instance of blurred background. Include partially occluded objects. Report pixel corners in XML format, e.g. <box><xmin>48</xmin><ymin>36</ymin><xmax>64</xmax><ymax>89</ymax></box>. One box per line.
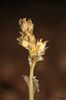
<box><xmin>0</xmin><ymin>1</ymin><xmax>66</xmax><ymax>100</ymax></box>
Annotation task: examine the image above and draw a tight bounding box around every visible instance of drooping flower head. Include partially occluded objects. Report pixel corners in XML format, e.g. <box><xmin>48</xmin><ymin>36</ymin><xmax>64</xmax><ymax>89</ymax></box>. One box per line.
<box><xmin>17</xmin><ymin>18</ymin><xmax>48</xmax><ymax>63</ymax></box>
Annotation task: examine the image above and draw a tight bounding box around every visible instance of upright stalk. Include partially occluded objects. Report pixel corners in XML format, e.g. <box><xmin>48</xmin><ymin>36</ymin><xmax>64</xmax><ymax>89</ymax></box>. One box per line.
<box><xmin>29</xmin><ymin>62</ymin><xmax>36</xmax><ymax>100</ymax></box>
<box><xmin>17</xmin><ymin>18</ymin><xmax>49</xmax><ymax>100</ymax></box>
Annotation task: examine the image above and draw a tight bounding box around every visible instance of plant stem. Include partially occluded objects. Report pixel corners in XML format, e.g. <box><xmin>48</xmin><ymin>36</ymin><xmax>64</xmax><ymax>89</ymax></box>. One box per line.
<box><xmin>29</xmin><ymin>62</ymin><xmax>36</xmax><ymax>100</ymax></box>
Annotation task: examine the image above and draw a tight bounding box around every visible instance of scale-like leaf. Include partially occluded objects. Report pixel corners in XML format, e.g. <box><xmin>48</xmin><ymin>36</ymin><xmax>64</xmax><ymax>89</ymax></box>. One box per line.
<box><xmin>33</xmin><ymin>76</ymin><xmax>40</xmax><ymax>93</ymax></box>
<box><xmin>22</xmin><ymin>75</ymin><xmax>29</xmax><ymax>86</ymax></box>
<box><xmin>28</xmin><ymin>56</ymin><xmax>32</xmax><ymax>66</ymax></box>
<box><xmin>38</xmin><ymin>56</ymin><xmax>44</xmax><ymax>62</ymax></box>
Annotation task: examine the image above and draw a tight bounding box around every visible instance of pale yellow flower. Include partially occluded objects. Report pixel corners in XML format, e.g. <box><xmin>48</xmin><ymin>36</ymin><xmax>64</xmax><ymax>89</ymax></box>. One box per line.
<box><xmin>17</xmin><ymin>18</ymin><xmax>48</xmax><ymax>59</ymax></box>
<box><xmin>27</xmin><ymin>19</ymin><xmax>34</xmax><ymax>33</ymax></box>
<box><xmin>22</xmin><ymin>40</ymin><xmax>29</xmax><ymax>48</ymax></box>
<box><xmin>37</xmin><ymin>41</ymin><xmax>48</xmax><ymax>56</ymax></box>
<box><xmin>31</xmin><ymin>44</ymin><xmax>36</xmax><ymax>52</ymax></box>
<box><xmin>18</xmin><ymin>18</ymin><xmax>34</xmax><ymax>34</ymax></box>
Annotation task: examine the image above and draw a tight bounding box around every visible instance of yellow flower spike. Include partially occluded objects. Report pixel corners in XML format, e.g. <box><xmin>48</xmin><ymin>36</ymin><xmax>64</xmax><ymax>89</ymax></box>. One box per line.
<box><xmin>25</xmin><ymin>31</ymin><xmax>31</xmax><ymax>36</ymax></box>
<box><xmin>23</xmin><ymin>18</ymin><xmax>27</xmax><ymax>21</ymax></box>
<box><xmin>25</xmin><ymin>31</ymin><xmax>28</xmax><ymax>34</ymax></box>
<box><xmin>19</xmin><ymin>36</ymin><xmax>23</xmax><ymax>39</ymax></box>
<box><xmin>40</xmin><ymin>38</ymin><xmax>43</xmax><ymax>42</ymax></box>
<box><xmin>31</xmin><ymin>44</ymin><xmax>36</xmax><ymax>52</ymax></box>
<box><xmin>27</xmin><ymin>33</ymin><xmax>31</xmax><ymax>36</ymax></box>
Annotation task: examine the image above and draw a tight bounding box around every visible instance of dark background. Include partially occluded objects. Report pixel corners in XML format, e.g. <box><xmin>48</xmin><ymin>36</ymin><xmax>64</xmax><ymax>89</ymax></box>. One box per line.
<box><xmin>0</xmin><ymin>1</ymin><xmax>66</xmax><ymax>100</ymax></box>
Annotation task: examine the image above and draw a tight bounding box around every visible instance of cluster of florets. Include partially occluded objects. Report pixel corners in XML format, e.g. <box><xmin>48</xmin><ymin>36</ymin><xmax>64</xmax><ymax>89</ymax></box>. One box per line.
<box><xmin>17</xmin><ymin>18</ymin><xmax>48</xmax><ymax>63</ymax></box>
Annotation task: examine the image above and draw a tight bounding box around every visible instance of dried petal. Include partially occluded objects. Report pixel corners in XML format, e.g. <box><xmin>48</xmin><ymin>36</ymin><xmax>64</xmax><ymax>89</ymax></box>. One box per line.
<box><xmin>27</xmin><ymin>19</ymin><xmax>34</xmax><ymax>33</ymax></box>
